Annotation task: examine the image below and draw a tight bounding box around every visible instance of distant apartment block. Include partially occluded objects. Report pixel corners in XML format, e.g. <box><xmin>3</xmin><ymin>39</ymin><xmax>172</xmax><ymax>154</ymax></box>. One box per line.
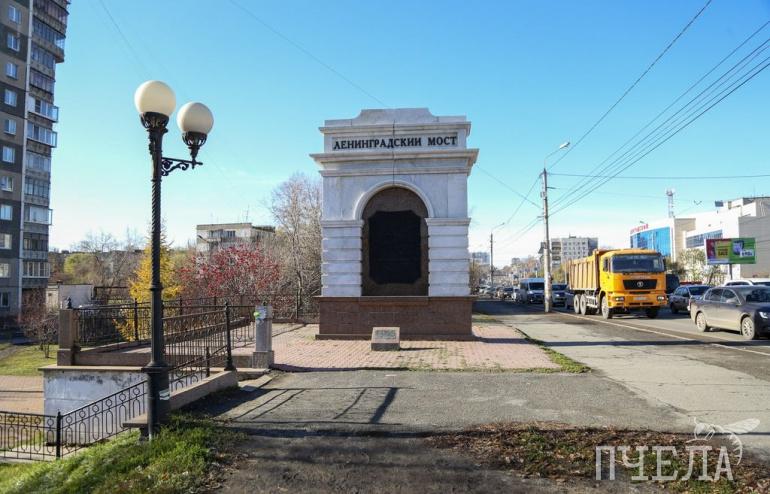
<box><xmin>541</xmin><ymin>236</ymin><xmax>599</xmax><ymax>269</ymax></box>
<box><xmin>470</xmin><ymin>251</ymin><xmax>489</xmax><ymax>265</ymax></box>
<box><xmin>196</xmin><ymin>223</ymin><xmax>275</xmax><ymax>255</ymax></box>
<box><xmin>0</xmin><ymin>0</ymin><xmax>68</xmax><ymax>322</ymax></box>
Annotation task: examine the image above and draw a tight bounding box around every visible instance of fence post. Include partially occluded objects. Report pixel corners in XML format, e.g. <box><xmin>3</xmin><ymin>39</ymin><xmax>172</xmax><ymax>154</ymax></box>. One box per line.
<box><xmin>224</xmin><ymin>302</ymin><xmax>235</xmax><ymax>371</ymax></box>
<box><xmin>205</xmin><ymin>346</ymin><xmax>210</xmax><ymax>378</ymax></box>
<box><xmin>55</xmin><ymin>411</ymin><xmax>62</xmax><ymax>459</ymax></box>
<box><xmin>133</xmin><ymin>299</ymin><xmax>139</xmax><ymax>341</ymax></box>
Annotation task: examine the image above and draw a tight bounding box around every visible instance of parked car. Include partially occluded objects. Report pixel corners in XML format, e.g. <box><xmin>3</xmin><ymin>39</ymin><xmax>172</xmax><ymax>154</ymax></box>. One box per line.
<box><xmin>520</xmin><ymin>278</ymin><xmax>545</xmax><ymax>304</ymax></box>
<box><xmin>669</xmin><ymin>284</ymin><xmax>710</xmax><ymax>314</ymax></box>
<box><xmin>500</xmin><ymin>287</ymin><xmax>514</xmax><ymax>300</ymax></box>
<box><xmin>724</xmin><ymin>278</ymin><xmax>770</xmax><ymax>287</ymax></box>
<box><xmin>690</xmin><ymin>286</ymin><xmax>770</xmax><ymax>340</ymax></box>
<box><xmin>551</xmin><ymin>283</ymin><xmax>568</xmax><ymax>307</ymax></box>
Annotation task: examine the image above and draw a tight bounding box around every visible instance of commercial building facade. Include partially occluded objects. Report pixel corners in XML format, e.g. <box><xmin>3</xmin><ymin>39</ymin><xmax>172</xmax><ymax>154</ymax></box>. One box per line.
<box><xmin>0</xmin><ymin>0</ymin><xmax>67</xmax><ymax>322</ymax></box>
<box><xmin>629</xmin><ymin>197</ymin><xmax>770</xmax><ymax>278</ymax></box>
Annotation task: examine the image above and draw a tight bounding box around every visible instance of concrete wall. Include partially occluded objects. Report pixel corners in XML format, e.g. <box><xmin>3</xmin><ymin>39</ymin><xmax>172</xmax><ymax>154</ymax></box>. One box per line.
<box><xmin>43</xmin><ymin>365</ymin><xmax>146</xmax><ymax>416</ymax></box>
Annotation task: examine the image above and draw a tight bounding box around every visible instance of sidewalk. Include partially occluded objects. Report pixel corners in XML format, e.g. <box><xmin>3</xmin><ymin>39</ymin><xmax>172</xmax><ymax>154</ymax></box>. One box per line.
<box><xmin>0</xmin><ymin>375</ymin><xmax>43</xmax><ymax>413</ymax></box>
<box><xmin>271</xmin><ymin>321</ymin><xmax>559</xmax><ymax>371</ymax></box>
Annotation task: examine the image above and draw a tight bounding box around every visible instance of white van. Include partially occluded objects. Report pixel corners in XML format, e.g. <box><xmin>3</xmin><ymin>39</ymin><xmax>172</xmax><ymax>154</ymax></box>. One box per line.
<box><xmin>724</xmin><ymin>278</ymin><xmax>770</xmax><ymax>287</ymax></box>
<box><xmin>519</xmin><ymin>278</ymin><xmax>545</xmax><ymax>304</ymax></box>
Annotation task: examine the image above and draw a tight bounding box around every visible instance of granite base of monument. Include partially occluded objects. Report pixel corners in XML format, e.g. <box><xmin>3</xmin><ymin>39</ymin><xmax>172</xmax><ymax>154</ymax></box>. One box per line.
<box><xmin>317</xmin><ymin>296</ymin><xmax>475</xmax><ymax>340</ymax></box>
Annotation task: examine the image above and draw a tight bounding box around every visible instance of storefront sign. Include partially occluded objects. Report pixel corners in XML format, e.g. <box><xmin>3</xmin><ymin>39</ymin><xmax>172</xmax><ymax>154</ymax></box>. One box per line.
<box><xmin>706</xmin><ymin>238</ymin><xmax>756</xmax><ymax>265</ymax></box>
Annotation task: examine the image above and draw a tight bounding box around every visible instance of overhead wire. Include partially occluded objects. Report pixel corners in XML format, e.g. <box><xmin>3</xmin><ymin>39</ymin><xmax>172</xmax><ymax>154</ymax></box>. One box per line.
<box><xmin>552</xmin><ymin>22</ymin><xmax>770</xmax><ymax>209</ymax></box>
<box><xmin>548</xmin><ymin>0</ymin><xmax>714</xmax><ymax>171</ymax></box>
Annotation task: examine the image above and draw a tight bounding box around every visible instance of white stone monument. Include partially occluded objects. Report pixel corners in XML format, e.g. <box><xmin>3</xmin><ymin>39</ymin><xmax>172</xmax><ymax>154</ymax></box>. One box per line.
<box><xmin>311</xmin><ymin>108</ymin><xmax>478</xmax><ymax>339</ymax></box>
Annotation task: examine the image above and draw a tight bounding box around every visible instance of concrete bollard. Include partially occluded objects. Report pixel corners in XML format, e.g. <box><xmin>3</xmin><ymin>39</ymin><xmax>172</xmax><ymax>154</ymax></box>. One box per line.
<box><xmin>252</xmin><ymin>305</ymin><xmax>274</xmax><ymax>369</ymax></box>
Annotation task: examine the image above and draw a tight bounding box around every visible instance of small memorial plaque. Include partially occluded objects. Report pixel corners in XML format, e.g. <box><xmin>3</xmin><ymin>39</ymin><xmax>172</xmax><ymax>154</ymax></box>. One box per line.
<box><xmin>371</xmin><ymin>327</ymin><xmax>400</xmax><ymax>351</ymax></box>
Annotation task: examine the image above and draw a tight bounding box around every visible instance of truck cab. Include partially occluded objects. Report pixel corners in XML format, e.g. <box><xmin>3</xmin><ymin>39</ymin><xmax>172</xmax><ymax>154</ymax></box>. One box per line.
<box><xmin>598</xmin><ymin>250</ymin><xmax>667</xmax><ymax>318</ymax></box>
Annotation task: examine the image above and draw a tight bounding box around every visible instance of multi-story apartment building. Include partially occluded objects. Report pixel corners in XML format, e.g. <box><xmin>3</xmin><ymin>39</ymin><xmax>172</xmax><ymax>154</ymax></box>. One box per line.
<box><xmin>470</xmin><ymin>251</ymin><xmax>489</xmax><ymax>265</ymax></box>
<box><xmin>196</xmin><ymin>223</ymin><xmax>276</xmax><ymax>256</ymax></box>
<box><xmin>0</xmin><ymin>0</ymin><xmax>67</xmax><ymax>323</ymax></box>
<box><xmin>540</xmin><ymin>236</ymin><xmax>599</xmax><ymax>271</ymax></box>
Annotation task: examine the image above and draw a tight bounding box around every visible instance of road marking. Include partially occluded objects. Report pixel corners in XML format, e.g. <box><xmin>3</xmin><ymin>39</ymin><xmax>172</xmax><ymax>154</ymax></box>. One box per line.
<box><xmin>554</xmin><ymin>310</ymin><xmax>770</xmax><ymax>358</ymax></box>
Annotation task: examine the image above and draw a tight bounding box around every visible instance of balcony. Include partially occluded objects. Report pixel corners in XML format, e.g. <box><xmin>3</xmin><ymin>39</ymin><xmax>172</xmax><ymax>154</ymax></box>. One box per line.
<box><xmin>24</xmin><ymin>206</ymin><xmax>52</xmax><ymax>225</ymax></box>
<box><xmin>27</xmin><ymin>96</ymin><xmax>59</xmax><ymax>122</ymax></box>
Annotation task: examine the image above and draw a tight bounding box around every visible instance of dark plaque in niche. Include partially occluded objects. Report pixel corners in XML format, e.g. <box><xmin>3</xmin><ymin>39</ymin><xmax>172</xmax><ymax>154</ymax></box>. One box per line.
<box><xmin>369</xmin><ymin>210</ymin><xmax>421</xmax><ymax>284</ymax></box>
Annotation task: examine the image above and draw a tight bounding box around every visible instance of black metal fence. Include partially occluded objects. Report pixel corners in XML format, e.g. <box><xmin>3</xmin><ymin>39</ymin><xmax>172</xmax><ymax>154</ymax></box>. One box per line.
<box><xmin>0</xmin><ymin>301</ymin><xmax>262</xmax><ymax>462</ymax></box>
<box><xmin>72</xmin><ymin>293</ymin><xmax>315</xmax><ymax>349</ymax></box>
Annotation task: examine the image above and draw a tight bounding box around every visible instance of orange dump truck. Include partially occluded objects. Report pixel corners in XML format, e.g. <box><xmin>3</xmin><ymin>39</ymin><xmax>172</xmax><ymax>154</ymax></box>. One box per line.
<box><xmin>566</xmin><ymin>249</ymin><xmax>668</xmax><ymax>319</ymax></box>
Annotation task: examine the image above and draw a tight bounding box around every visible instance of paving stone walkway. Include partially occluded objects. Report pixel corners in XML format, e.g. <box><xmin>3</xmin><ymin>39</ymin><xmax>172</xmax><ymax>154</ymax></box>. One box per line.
<box><xmin>0</xmin><ymin>375</ymin><xmax>43</xmax><ymax>413</ymax></box>
<box><xmin>271</xmin><ymin>322</ymin><xmax>558</xmax><ymax>371</ymax></box>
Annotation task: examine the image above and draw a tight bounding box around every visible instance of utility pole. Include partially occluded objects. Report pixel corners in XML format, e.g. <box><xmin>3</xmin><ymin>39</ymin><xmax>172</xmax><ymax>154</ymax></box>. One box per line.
<box><xmin>541</xmin><ymin>141</ymin><xmax>570</xmax><ymax>314</ymax></box>
<box><xmin>490</xmin><ymin>233</ymin><xmax>494</xmax><ymax>288</ymax></box>
<box><xmin>541</xmin><ymin>167</ymin><xmax>553</xmax><ymax>313</ymax></box>
<box><xmin>666</xmin><ymin>188</ymin><xmax>675</xmax><ymax>218</ymax></box>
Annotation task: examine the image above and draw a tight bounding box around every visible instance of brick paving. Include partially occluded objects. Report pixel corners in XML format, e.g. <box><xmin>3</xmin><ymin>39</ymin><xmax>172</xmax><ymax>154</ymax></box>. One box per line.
<box><xmin>0</xmin><ymin>375</ymin><xmax>43</xmax><ymax>413</ymax></box>
<box><xmin>272</xmin><ymin>322</ymin><xmax>558</xmax><ymax>371</ymax></box>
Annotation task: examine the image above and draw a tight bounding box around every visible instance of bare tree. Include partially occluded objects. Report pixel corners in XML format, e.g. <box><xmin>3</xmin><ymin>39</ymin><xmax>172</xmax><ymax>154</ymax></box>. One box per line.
<box><xmin>268</xmin><ymin>174</ymin><xmax>322</xmax><ymax>315</ymax></box>
<box><xmin>20</xmin><ymin>291</ymin><xmax>57</xmax><ymax>358</ymax></box>
<box><xmin>65</xmin><ymin>230</ymin><xmax>142</xmax><ymax>288</ymax></box>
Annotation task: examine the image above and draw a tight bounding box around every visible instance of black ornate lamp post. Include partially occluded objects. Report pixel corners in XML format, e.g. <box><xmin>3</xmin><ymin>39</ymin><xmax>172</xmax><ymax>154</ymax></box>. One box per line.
<box><xmin>134</xmin><ymin>81</ymin><xmax>214</xmax><ymax>438</ymax></box>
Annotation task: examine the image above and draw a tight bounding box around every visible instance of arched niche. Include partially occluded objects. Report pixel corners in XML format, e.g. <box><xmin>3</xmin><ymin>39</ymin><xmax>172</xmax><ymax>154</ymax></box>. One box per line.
<box><xmin>361</xmin><ymin>187</ymin><xmax>429</xmax><ymax>296</ymax></box>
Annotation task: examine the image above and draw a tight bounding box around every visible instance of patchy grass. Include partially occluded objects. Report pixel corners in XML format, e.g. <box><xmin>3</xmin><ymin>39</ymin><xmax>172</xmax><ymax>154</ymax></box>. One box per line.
<box><xmin>0</xmin><ymin>415</ymin><xmax>243</xmax><ymax>494</ymax></box>
<box><xmin>473</xmin><ymin>313</ymin><xmax>589</xmax><ymax>373</ymax></box>
<box><xmin>0</xmin><ymin>345</ymin><xmax>58</xmax><ymax>376</ymax></box>
<box><xmin>428</xmin><ymin>422</ymin><xmax>770</xmax><ymax>493</ymax></box>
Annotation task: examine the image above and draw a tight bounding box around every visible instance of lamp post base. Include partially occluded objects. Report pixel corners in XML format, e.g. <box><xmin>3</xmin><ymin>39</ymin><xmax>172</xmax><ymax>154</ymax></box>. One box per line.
<box><xmin>142</xmin><ymin>363</ymin><xmax>171</xmax><ymax>437</ymax></box>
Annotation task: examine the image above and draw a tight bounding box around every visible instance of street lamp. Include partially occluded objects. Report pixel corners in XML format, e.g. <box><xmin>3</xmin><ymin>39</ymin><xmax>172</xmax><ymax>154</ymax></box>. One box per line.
<box><xmin>134</xmin><ymin>80</ymin><xmax>213</xmax><ymax>438</ymax></box>
<box><xmin>541</xmin><ymin>141</ymin><xmax>570</xmax><ymax>313</ymax></box>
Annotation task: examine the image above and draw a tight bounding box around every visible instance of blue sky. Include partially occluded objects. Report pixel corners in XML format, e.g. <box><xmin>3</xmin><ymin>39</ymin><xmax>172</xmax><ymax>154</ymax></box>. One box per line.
<box><xmin>51</xmin><ymin>0</ymin><xmax>770</xmax><ymax>265</ymax></box>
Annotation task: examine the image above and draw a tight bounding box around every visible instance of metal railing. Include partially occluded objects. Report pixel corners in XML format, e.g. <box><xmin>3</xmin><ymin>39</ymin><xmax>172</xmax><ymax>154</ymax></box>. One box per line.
<box><xmin>2</xmin><ymin>303</ymin><xmax>256</xmax><ymax>461</ymax></box>
<box><xmin>72</xmin><ymin>293</ymin><xmax>315</xmax><ymax>349</ymax></box>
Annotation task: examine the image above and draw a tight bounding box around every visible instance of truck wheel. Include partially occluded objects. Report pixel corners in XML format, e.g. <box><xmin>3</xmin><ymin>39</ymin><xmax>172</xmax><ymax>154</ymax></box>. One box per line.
<box><xmin>601</xmin><ymin>297</ymin><xmax>613</xmax><ymax>319</ymax></box>
<box><xmin>579</xmin><ymin>295</ymin><xmax>588</xmax><ymax>315</ymax></box>
<box><xmin>645</xmin><ymin>308</ymin><xmax>660</xmax><ymax>319</ymax></box>
<box><xmin>573</xmin><ymin>295</ymin><xmax>581</xmax><ymax>314</ymax></box>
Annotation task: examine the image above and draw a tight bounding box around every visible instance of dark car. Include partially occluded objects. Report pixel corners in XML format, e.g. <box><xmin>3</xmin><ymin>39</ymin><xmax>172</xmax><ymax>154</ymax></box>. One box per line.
<box><xmin>551</xmin><ymin>283</ymin><xmax>567</xmax><ymax>307</ymax></box>
<box><xmin>665</xmin><ymin>273</ymin><xmax>680</xmax><ymax>295</ymax></box>
<box><xmin>690</xmin><ymin>286</ymin><xmax>770</xmax><ymax>340</ymax></box>
<box><xmin>668</xmin><ymin>284</ymin><xmax>710</xmax><ymax>314</ymax></box>
<box><xmin>501</xmin><ymin>287</ymin><xmax>514</xmax><ymax>300</ymax></box>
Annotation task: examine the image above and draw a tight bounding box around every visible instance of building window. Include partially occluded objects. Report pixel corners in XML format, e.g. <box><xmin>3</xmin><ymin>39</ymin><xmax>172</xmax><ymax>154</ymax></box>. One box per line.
<box><xmin>24</xmin><ymin>178</ymin><xmax>48</xmax><ymax>198</ymax></box>
<box><xmin>33</xmin><ymin>18</ymin><xmax>65</xmax><ymax>50</ymax></box>
<box><xmin>34</xmin><ymin>0</ymin><xmax>68</xmax><ymax>25</ymax></box>
<box><xmin>0</xmin><ymin>233</ymin><xmax>11</xmax><ymax>249</ymax></box>
<box><xmin>8</xmin><ymin>5</ymin><xmax>21</xmax><ymax>24</ymax></box>
<box><xmin>0</xmin><ymin>204</ymin><xmax>11</xmax><ymax>220</ymax></box>
<box><xmin>4</xmin><ymin>119</ymin><xmax>16</xmax><ymax>135</ymax></box>
<box><xmin>2</xmin><ymin>146</ymin><xmax>14</xmax><ymax>163</ymax></box>
<box><xmin>0</xmin><ymin>176</ymin><xmax>13</xmax><ymax>192</ymax></box>
<box><xmin>25</xmin><ymin>205</ymin><xmax>50</xmax><ymax>224</ymax></box>
<box><xmin>26</xmin><ymin>151</ymin><xmax>50</xmax><ymax>172</ymax></box>
<box><xmin>5</xmin><ymin>62</ymin><xmax>17</xmax><ymax>79</ymax></box>
<box><xmin>23</xmin><ymin>233</ymin><xmax>46</xmax><ymax>251</ymax></box>
<box><xmin>0</xmin><ymin>263</ymin><xmax>9</xmax><ymax>278</ymax></box>
<box><xmin>30</xmin><ymin>97</ymin><xmax>58</xmax><ymax>121</ymax></box>
<box><xmin>23</xmin><ymin>261</ymin><xmax>49</xmax><ymax>278</ymax></box>
<box><xmin>27</xmin><ymin>123</ymin><xmax>57</xmax><ymax>146</ymax></box>
<box><xmin>6</xmin><ymin>33</ymin><xmax>20</xmax><ymax>52</ymax></box>
<box><xmin>31</xmin><ymin>43</ymin><xmax>56</xmax><ymax>70</ymax></box>
<box><xmin>0</xmin><ymin>292</ymin><xmax>8</xmax><ymax>307</ymax></box>
<box><xmin>3</xmin><ymin>89</ymin><xmax>16</xmax><ymax>107</ymax></box>
<box><xmin>29</xmin><ymin>70</ymin><xmax>54</xmax><ymax>93</ymax></box>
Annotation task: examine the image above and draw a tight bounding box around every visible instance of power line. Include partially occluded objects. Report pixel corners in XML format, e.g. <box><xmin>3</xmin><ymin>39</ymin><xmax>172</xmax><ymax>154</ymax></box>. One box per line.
<box><xmin>552</xmin><ymin>23</ymin><xmax>770</xmax><ymax>208</ymax></box>
<box><xmin>551</xmin><ymin>54</ymin><xmax>770</xmax><ymax>216</ymax></box>
<box><xmin>228</xmin><ymin>0</ymin><xmax>389</xmax><ymax>107</ymax></box>
<box><xmin>475</xmin><ymin>166</ymin><xmax>540</xmax><ymax>207</ymax></box>
<box><xmin>548</xmin><ymin>0</ymin><xmax>713</xmax><ymax>171</ymax></box>
<box><xmin>551</xmin><ymin>172</ymin><xmax>770</xmax><ymax>180</ymax></box>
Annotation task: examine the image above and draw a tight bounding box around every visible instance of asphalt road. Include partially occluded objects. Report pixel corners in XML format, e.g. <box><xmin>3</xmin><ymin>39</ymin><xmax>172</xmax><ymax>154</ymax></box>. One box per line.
<box><xmin>476</xmin><ymin>298</ymin><xmax>770</xmax><ymax>459</ymax></box>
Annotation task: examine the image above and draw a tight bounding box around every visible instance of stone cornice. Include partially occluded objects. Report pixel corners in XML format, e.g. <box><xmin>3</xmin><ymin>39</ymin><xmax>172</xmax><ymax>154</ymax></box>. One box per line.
<box><xmin>320</xmin><ymin>220</ymin><xmax>364</xmax><ymax>228</ymax></box>
<box><xmin>319</xmin><ymin>122</ymin><xmax>472</xmax><ymax>135</ymax></box>
<box><xmin>425</xmin><ymin>218</ymin><xmax>472</xmax><ymax>227</ymax></box>
<box><xmin>319</xmin><ymin>165</ymin><xmax>472</xmax><ymax>178</ymax></box>
<box><xmin>311</xmin><ymin>148</ymin><xmax>479</xmax><ymax>166</ymax></box>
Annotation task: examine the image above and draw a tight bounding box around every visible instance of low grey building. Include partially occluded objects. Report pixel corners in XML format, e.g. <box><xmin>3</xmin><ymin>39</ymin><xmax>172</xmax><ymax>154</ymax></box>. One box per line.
<box><xmin>196</xmin><ymin>223</ymin><xmax>275</xmax><ymax>255</ymax></box>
